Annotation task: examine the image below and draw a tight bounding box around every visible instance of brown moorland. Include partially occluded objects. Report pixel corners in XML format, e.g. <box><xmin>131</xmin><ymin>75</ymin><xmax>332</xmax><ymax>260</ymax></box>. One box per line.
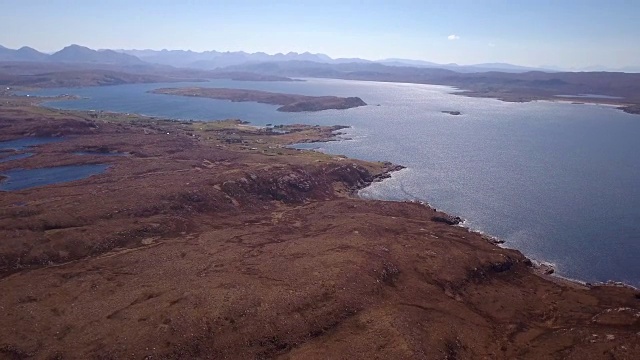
<box><xmin>0</xmin><ymin>97</ymin><xmax>638</xmax><ymax>359</ymax></box>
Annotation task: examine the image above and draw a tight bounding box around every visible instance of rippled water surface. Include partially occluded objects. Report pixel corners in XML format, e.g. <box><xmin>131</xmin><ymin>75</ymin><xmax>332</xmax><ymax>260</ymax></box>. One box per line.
<box><xmin>26</xmin><ymin>78</ymin><xmax>640</xmax><ymax>286</ymax></box>
<box><xmin>0</xmin><ymin>164</ymin><xmax>109</xmax><ymax>191</ymax></box>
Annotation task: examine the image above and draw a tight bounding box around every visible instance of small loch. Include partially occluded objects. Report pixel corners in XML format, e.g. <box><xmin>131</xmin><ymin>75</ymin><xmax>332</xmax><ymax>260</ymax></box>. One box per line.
<box><xmin>0</xmin><ymin>137</ymin><xmax>64</xmax><ymax>151</ymax></box>
<box><xmin>0</xmin><ymin>137</ymin><xmax>66</xmax><ymax>164</ymax></box>
<box><xmin>0</xmin><ymin>164</ymin><xmax>109</xmax><ymax>191</ymax></box>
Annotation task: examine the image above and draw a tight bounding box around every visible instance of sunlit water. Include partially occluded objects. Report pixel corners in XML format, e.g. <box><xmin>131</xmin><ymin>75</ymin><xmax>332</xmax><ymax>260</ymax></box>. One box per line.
<box><xmin>24</xmin><ymin>78</ymin><xmax>640</xmax><ymax>286</ymax></box>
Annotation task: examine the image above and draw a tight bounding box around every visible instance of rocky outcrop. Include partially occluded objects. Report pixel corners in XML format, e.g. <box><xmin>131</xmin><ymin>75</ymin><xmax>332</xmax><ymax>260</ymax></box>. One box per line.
<box><xmin>620</xmin><ymin>104</ymin><xmax>640</xmax><ymax>115</ymax></box>
<box><xmin>431</xmin><ymin>214</ymin><xmax>463</xmax><ymax>225</ymax></box>
<box><xmin>220</xmin><ymin>163</ymin><xmax>393</xmax><ymax>204</ymax></box>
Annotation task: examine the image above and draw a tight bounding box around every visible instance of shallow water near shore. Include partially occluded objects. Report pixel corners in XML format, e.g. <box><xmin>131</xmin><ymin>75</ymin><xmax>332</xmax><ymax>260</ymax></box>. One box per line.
<box><xmin>26</xmin><ymin>78</ymin><xmax>640</xmax><ymax>286</ymax></box>
<box><xmin>0</xmin><ymin>137</ymin><xmax>64</xmax><ymax>151</ymax></box>
<box><xmin>0</xmin><ymin>137</ymin><xmax>65</xmax><ymax>164</ymax></box>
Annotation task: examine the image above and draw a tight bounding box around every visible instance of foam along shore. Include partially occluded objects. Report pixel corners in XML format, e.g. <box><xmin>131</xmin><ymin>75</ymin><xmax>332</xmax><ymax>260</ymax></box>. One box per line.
<box><xmin>150</xmin><ymin>86</ymin><xmax>367</xmax><ymax>112</ymax></box>
<box><xmin>533</xmin><ymin>98</ymin><xmax>640</xmax><ymax>115</ymax></box>
<box><xmin>356</xmin><ymin>168</ymin><xmax>638</xmax><ymax>290</ymax></box>
<box><xmin>0</xmin><ymin>99</ymin><xmax>639</xmax><ymax>359</ymax></box>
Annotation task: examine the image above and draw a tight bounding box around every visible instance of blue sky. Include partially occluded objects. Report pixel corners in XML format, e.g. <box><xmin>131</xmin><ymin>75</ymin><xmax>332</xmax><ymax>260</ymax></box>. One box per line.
<box><xmin>1</xmin><ymin>0</ymin><xmax>638</xmax><ymax>69</ymax></box>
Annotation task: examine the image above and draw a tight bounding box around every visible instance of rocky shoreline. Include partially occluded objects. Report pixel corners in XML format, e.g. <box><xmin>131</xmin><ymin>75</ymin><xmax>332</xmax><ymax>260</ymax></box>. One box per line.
<box><xmin>620</xmin><ymin>104</ymin><xmax>640</xmax><ymax>115</ymax></box>
<box><xmin>0</xmin><ymin>98</ymin><xmax>639</xmax><ymax>359</ymax></box>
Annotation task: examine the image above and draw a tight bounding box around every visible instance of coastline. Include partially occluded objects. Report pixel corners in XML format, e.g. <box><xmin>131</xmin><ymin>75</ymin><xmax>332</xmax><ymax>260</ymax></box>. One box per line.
<box><xmin>9</xmin><ymin>89</ymin><xmax>639</xmax><ymax>288</ymax></box>
<box><xmin>452</xmin><ymin>88</ymin><xmax>640</xmax><ymax>116</ymax></box>
<box><xmin>1</xmin><ymin>96</ymin><xmax>639</xmax><ymax>358</ymax></box>
<box><xmin>355</xmin><ymin>165</ymin><xmax>639</xmax><ymax>290</ymax></box>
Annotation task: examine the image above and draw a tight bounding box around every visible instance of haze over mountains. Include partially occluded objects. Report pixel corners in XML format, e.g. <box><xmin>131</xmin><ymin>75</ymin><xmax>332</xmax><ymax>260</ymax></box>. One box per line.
<box><xmin>117</xmin><ymin>48</ymin><xmax>549</xmax><ymax>73</ymax></box>
<box><xmin>3</xmin><ymin>43</ymin><xmax>640</xmax><ymax>111</ymax></box>
<box><xmin>0</xmin><ymin>44</ymin><xmax>143</xmax><ymax>65</ymax></box>
<box><xmin>0</xmin><ymin>45</ymin><xmax>49</xmax><ymax>62</ymax></box>
<box><xmin>3</xmin><ymin>43</ymin><xmax>638</xmax><ymax>73</ymax></box>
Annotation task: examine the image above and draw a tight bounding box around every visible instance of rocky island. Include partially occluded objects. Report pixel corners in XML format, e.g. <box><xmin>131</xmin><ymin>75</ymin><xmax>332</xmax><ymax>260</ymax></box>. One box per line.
<box><xmin>442</xmin><ymin>110</ymin><xmax>462</xmax><ymax>115</ymax></box>
<box><xmin>0</xmin><ymin>94</ymin><xmax>639</xmax><ymax>359</ymax></box>
<box><xmin>150</xmin><ymin>87</ymin><xmax>367</xmax><ymax>112</ymax></box>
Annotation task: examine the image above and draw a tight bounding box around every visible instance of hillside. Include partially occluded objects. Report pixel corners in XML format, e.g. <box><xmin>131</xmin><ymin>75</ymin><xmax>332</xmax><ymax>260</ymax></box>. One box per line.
<box><xmin>0</xmin><ymin>69</ymin><xmax>201</xmax><ymax>88</ymax></box>
<box><xmin>0</xmin><ymin>101</ymin><xmax>638</xmax><ymax>359</ymax></box>
<box><xmin>0</xmin><ymin>46</ymin><xmax>48</xmax><ymax>62</ymax></box>
<box><xmin>49</xmin><ymin>44</ymin><xmax>144</xmax><ymax>65</ymax></box>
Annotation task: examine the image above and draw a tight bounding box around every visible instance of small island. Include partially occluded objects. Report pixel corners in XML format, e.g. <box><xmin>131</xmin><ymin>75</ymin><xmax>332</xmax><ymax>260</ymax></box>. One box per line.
<box><xmin>442</xmin><ymin>110</ymin><xmax>462</xmax><ymax>115</ymax></box>
<box><xmin>150</xmin><ymin>87</ymin><xmax>367</xmax><ymax>112</ymax></box>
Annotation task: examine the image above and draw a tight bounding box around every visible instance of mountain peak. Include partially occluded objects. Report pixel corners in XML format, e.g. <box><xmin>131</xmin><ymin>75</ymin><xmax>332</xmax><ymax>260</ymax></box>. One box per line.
<box><xmin>50</xmin><ymin>45</ymin><xmax>144</xmax><ymax>65</ymax></box>
<box><xmin>0</xmin><ymin>45</ymin><xmax>48</xmax><ymax>61</ymax></box>
<box><xmin>17</xmin><ymin>46</ymin><xmax>42</xmax><ymax>53</ymax></box>
<box><xmin>62</xmin><ymin>44</ymin><xmax>92</xmax><ymax>51</ymax></box>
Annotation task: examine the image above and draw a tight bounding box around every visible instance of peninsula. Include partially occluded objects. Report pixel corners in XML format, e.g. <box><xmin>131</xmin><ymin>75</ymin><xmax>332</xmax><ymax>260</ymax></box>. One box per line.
<box><xmin>150</xmin><ymin>87</ymin><xmax>367</xmax><ymax>112</ymax></box>
<box><xmin>0</xmin><ymin>95</ymin><xmax>638</xmax><ymax>359</ymax></box>
<box><xmin>222</xmin><ymin>61</ymin><xmax>640</xmax><ymax>116</ymax></box>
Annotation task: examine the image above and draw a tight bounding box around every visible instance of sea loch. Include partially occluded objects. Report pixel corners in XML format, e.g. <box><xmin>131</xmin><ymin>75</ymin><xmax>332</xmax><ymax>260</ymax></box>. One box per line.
<box><xmin>26</xmin><ymin>77</ymin><xmax>640</xmax><ymax>286</ymax></box>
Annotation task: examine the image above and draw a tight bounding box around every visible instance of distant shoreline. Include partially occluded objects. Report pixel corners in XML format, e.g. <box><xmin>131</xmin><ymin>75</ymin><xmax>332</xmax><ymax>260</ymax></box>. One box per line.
<box><xmin>440</xmin><ymin>88</ymin><xmax>640</xmax><ymax>115</ymax></box>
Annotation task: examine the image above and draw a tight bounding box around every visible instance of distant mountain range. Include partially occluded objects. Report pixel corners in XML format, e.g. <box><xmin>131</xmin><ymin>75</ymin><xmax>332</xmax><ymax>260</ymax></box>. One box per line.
<box><xmin>0</xmin><ymin>45</ymin><xmax>49</xmax><ymax>62</ymax></box>
<box><xmin>1</xmin><ymin>44</ymin><xmax>638</xmax><ymax>73</ymax></box>
<box><xmin>117</xmin><ymin>49</ymin><xmax>334</xmax><ymax>68</ymax></box>
<box><xmin>0</xmin><ymin>44</ymin><xmax>562</xmax><ymax>73</ymax></box>
<box><xmin>3</xmin><ymin>44</ymin><xmax>640</xmax><ymax>112</ymax></box>
<box><xmin>0</xmin><ymin>44</ymin><xmax>143</xmax><ymax>65</ymax></box>
<box><xmin>116</xmin><ymin>49</ymin><xmax>553</xmax><ymax>73</ymax></box>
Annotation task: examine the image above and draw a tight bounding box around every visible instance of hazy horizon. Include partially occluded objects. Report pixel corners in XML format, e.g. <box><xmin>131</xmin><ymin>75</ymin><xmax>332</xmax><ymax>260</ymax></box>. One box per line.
<box><xmin>1</xmin><ymin>0</ymin><xmax>639</xmax><ymax>71</ymax></box>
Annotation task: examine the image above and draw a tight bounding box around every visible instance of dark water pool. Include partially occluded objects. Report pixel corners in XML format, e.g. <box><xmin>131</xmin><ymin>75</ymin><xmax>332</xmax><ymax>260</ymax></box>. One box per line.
<box><xmin>0</xmin><ymin>164</ymin><xmax>109</xmax><ymax>191</ymax></box>
<box><xmin>0</xmin><ymin>137</ymin><xmax>64</xmax><ymax>151</ymax></box>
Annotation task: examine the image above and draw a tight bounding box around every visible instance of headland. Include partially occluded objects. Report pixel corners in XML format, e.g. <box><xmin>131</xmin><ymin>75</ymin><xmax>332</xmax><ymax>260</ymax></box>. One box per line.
<box><xmin>150</xmin><ymin>87</ymin><xmax>367</xmax><ymax>112</ymax></box>
<box><xmin>0</xmin><ymin>95</ymin><xmax>638</xmax><ymax>359</ymax></box>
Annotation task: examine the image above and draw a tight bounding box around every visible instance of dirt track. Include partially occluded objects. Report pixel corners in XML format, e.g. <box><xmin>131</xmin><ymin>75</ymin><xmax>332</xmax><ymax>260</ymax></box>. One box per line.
<box><xmin>0</xmin><ymin>101</ymin><xmax>638</xmax><ymax>359</ymax></box>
